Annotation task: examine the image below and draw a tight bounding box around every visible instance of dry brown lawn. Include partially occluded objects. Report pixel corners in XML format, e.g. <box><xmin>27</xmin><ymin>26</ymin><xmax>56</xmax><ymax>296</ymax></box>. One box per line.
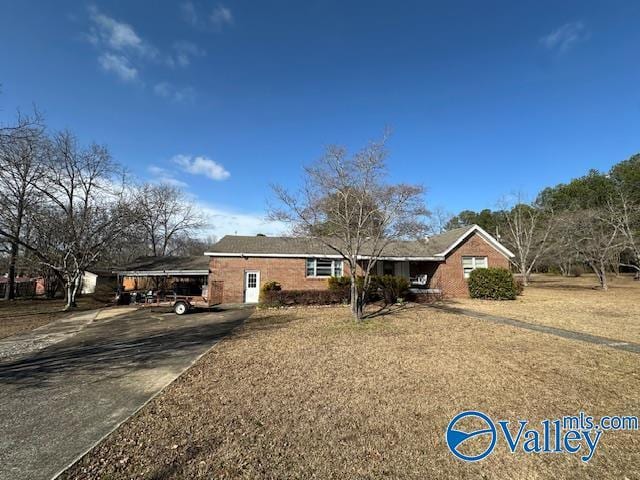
<box><xmin>0</xmin><ymin>296</ymin><xmax>112</xmax><ymax>339</ymax></box>
<box><xmin>63</xmin><ymin>301</ymin><xmax>639</xmax><ymax>479</ymax></box>
<box><xmin>453</xmin><ymin>274</ymin><xmax>640</xmax><ymax>344</ymax></box>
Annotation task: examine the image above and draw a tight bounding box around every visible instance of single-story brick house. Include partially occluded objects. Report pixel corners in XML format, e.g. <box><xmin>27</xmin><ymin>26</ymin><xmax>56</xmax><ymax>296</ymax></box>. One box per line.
<box><xmin>205</xmin><ymin>225</ymin><xmax>514</xmax><ymax>304</ymax></box>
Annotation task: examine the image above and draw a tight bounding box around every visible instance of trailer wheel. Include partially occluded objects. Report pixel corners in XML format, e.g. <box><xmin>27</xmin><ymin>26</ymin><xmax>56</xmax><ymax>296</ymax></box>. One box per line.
<box><xmin>174</xmin><ymin>301</ymin><xmax>189</xmax><ymax>315</ymax></box>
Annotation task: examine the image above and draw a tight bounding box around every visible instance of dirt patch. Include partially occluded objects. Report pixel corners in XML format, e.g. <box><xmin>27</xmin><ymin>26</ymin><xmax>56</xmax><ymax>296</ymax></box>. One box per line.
<box><xmin>452</xmin><ymin>274</ymin><xmax>640</xmax><ymax>344</ymax></box>
<box><xmin>62</xmin><ymin>304</ymin><xmax>639</xmax><ymax>479</ymax></box>
<box><xmin>0</xmin><ymin>296</ymin><xmax>112</xmax><ymax>339</ymax></box>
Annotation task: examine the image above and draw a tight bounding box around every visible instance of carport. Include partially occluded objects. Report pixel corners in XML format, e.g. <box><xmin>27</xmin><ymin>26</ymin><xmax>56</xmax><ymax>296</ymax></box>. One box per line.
<box><xmin>115</xmin><ymin>256</ymin><xmax>210</xmax><ymax>299</ymax></box>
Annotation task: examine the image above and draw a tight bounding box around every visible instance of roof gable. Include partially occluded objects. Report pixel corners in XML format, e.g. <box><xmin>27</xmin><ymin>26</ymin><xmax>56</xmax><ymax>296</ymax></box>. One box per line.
<box><xmin>437</xmin><ymin>225</ymin><xmax>515</xmax><ymax>259</ymax></box>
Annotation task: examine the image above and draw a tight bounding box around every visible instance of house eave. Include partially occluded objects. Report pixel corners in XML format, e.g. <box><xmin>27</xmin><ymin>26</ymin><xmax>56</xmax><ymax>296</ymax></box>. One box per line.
<box><xmin>204</xmin><ymin>252</ymin><xmax>444</xmax><ymax>261</ymax></box>
<box><xmin>115</xmin><ymin>270</ymin><xmax>209</xmax><ymax>277</ymax></box>
<box><xmin>372</xmin><ymin>256</ymin><xmax>445</xmax><ymax>261</ymax></box>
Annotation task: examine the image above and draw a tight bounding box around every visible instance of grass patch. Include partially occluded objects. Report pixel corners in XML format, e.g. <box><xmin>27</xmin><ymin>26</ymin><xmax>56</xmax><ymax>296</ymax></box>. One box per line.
<box><xmin>0</xmin><ymin>295</ymin><xmax>111</xmax><ymax>339</ymax></box>
<box><xmin>452</xmin><ymin>274</ymin><xmax>640</xmax><ymax>343</ymax></box>
<box><xmin>62</xmin><ymin>297</ymin><xmax>639</xmax><ymax>479</ymax></box>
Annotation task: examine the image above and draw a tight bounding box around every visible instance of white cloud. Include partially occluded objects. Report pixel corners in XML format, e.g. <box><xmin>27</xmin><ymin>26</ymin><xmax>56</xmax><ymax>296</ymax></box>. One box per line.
<box><xmin>180</xmin><ymin>1</ymin><xmax>199</xmax><ymax>26</ymax></box>
<box><xmin>181</xmin><ymin>2</ymin><xmax>233</xmax><ymax>30</ymax></box>
<box><xmin>88</xmin><ymin>6</ymin><xmax>157</xmax><ymax>58</ymax></box>
<box><xmin>86</xmin><ymin>6</ymin><xmax>155</xmax><ymax>83</ymax></box>
<box><xmin>86</xmin><ymin>5</ymin><xmax>205</xmax><ymax>91</ymax></box>
<box><xmin>98</xmin><ymin>53</ymin><xmax>138</xmax><ymax>81</ymax></box>
<box><xmin>153</xmin><ymin>82</ymin><xmax>172</xmax><ymax>97</ymax></box>
<box><xmin>210</xmin><ymin>5</ymin><xmax>233</xmax><ymax>29</ymax></box>
<box><xmin>173</xmin><ymin>86</ymin><xmax>196</xmax><ymax>103</ymax></box>
<box><xmin>147</xmin><ymin>165</ymin><xmax>188</xmax><ymax>187</ymax></box>
<box><xmin>168</xmin><ymin>40</ymin><xmax>206</xmax><ymax>68</ymax></box>
<box><xmin>198</xmin><ymin>203</ymin><xmax>288</xmax><ymax>237</ymax></box>
<box><xmin>153</xmin><ymin>82</ymin><xmax>196</xmax><ymax>102</ymax></box>
<box><xmin>172</xmin><ymin>154</ymin><xmax>230</xmax><ymax>180</ymax></box>
<box><xmin>540</xmin><ymin>21</ymin><xmax>588</xmax><ymax>53</ymax></box>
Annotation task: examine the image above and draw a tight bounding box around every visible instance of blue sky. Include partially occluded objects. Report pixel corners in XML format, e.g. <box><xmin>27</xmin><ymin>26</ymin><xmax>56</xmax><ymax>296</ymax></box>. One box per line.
<box><xmin>1</xmin><ymin>1</ymin><xmax>639</xmax><ymax>237</ymax></box>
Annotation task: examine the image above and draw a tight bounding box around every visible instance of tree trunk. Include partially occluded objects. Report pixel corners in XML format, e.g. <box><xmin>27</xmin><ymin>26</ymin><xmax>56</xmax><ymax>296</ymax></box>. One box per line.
<box><xmin>71</xmin><ymin>276</ymin><xmax>81</xmax><ymax>305</ymax></box>
<box><xmin>520</xmin><ymin>265</ymin><xmax>529</xmax><ymax>287</ymax></box>
<box><xmin>348</xmin><ymin>268</ymin><xmax>365</xmax><ymax>321</ymax></box>
<box><xmin>4</xmin><ymin>241</ymin><xmax>19</xmax><ymax>300</ymax></box>
<box><xmin>600</xmin><ymin>264</ymin><xmax>608</xmax><ymax>290</ymax></box>
<box><xmin>600</xmin><ymin>271</ymin><xmax>608</xmax><ymax>290</ymax></box>
<box><xmin>64</xmin><ymin>282</ymin><xmax>74</xmax><ymax>310</ymax></box>
<box><xmin>562</xmin><ymin>262</ymin><xmax>573</xmax><ymax>277</ymax></box>
<box><xmin>591</xmin><ymin>262</ymin><xmax>608</xmax><ymax>290</ymax></box>
<box><xmin>349</xmin><ymin>260</ymin><xmax>359</xmax><ymax>317</ymax></box>
<box><xmin>64</xmin><ymin>275</ymin><xmax>80</xmax><ymax>310</ymax></box>
<box><xmin>4</xmin><ymin>198</ymin><xmax>25</xmax><ymax>301</ymax></box>
<box><xmin>351</xmin><ymin>275</ymin><xmax>358</xmax><ymax>316</ymax></box>
<box><xmin>355</xmin><ymin>293</ymin><xmax>364</xmax><ymax>321</ymax></box>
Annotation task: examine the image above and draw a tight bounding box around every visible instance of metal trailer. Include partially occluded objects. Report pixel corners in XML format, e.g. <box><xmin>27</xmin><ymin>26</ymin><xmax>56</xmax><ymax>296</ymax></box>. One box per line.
<box><xmin>120</xmin><ymin>289</ymin><xmax>211</xmax><ymax>315</ymax></box>
<box><xmin>168</xmin><ymin>291</ymin><xmax>210</xmax><ymax>315</ymax></box>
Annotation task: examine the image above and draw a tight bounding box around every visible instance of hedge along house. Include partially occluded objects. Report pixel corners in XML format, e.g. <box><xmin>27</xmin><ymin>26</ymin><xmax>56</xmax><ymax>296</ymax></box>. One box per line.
<box><xmin>205</xmin><ymin>225</ymin><xmax>515</xmax><ymax>304</ymax></box>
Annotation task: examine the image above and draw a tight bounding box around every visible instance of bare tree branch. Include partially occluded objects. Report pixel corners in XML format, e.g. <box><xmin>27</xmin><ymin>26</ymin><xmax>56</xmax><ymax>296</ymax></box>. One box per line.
<box><xmin>270</xmin><ymin>134</ymin><xmax>428</xmax><ymax>320</ymax></box>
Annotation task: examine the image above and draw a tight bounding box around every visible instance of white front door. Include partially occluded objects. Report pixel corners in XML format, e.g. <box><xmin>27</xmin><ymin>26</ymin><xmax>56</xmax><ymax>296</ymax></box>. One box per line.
<box><xmin>244</xmin><ymin>271</ymin><xmax>260</xmax><ymax>303</ymax></box>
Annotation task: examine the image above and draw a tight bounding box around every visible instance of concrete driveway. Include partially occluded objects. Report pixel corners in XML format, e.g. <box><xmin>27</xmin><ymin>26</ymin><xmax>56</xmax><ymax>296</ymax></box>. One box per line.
<box><xmin>0</xmin><ymin>306</ymin><xmax>252</xmax><ymax>480</ymax></box>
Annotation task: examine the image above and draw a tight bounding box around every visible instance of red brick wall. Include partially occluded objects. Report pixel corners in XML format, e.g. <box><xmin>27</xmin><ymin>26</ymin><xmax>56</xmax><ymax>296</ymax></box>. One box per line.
<box><xmin>208</xmin><ymin>232</ymin><xmax>510</xmax><ymax>302</ymax></box>
<box><xmin>208</xmin><ymin>280</ymin><xmax>224</xmax><ymax>306</ymax></box>
<box><xmin>431</xmin><ymin>232</ymin><xmax>510</xmax><ymax>297</ymax></box>
<box><xmin>209</xmin><ymin>257</ymin><xmax>341</xmax><ymax>303</ymax></box>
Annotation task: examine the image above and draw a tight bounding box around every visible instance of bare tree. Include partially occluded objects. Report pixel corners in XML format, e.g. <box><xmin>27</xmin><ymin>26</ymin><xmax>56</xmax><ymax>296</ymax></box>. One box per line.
<box><xmin>607</xmin><ymin>190</ymin><xmax>640</xmax><ymax>277</ymax></box>
<box><xmin>499</xmin><ymin>195</ymin><xmax>555</xmax><ymax>286</ymax></box>
<box><xmin>427</xmin><ymin>206</ymin><xmax>452</xmax><ymax>235</ymax></box>
<box><xmin>271</xmin><ymin>135</ymin><xmax>428</xmax><ymax>320</ymax></box>
<box><xmin>560</xmin><ymin>208</ymin><xmax>625</xmax><ymax>290</ymax></box>
<box><xmin>0</xmin><ymin>109</ymin><xmax>43</xmax><ymax>142</ymax></box>
<box><xmin>173</xmin><ymin>234</ymin><xmax>218</xmax><ymax>256</ymax></box>
<box><xmin>37</xmin><ymin>132</ymin><xmax>137</xmax><ymax>308</ymax></box>
<box><xmin>1</xmin><ymin>131</ymin><xmax>135</xmax><ymax>309</ymax></box>
<box><xmin>0</xmin><ymin>113</ymin><xmax>46</xmax><ymax>299</ymax></box>
<box><xmin>543</xmin><ymin>232</ymin><xmax>579</xmax><ymax>276</ymax></box>
<box><xmin>134</xmin><ymin>183</ymin><xmax>204</xmax><ymax>256</ymax></box>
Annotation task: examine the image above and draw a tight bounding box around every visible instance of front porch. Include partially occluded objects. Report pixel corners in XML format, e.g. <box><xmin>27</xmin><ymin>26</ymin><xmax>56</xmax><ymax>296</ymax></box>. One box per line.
<box><xmin>372</xmin><ymin>260</ymin><xmax>442</xmax><ymax>293</ymax></box>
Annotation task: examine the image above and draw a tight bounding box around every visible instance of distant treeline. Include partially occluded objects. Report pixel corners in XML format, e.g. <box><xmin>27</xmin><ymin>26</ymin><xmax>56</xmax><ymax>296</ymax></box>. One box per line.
<box><xmin>445</xmin><ymin>153</ymin><xmax>640</xmax><ymax>289</ymax></box>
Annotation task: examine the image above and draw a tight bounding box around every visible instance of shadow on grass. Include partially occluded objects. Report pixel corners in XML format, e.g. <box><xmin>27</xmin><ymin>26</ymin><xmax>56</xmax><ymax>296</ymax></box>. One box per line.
<box><xmin>363</xmin><ymin>302</ymin><xmax>415</xmax><ymax>319</ymax></box>
<box><xmin>0</xmin><ymin>310</ymin><xmax>249</xmax><ymax>389</ymax></box>
<box><xmin>237</xmin><ymin>310</ymin><xmax>304</xmax><ymax>335</ymax></box>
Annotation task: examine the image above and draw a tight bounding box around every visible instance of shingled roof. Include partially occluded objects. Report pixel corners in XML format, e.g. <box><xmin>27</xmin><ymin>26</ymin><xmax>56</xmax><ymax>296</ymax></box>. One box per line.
<box><xmin>116</xmin><ymin>256</ymin><xmax>209</xmax><ymax>275</ymax></box>
<box><xmin>205</xmin><ymin>225</ymin><xmax>509</xmax><ymax>259</ymax></box>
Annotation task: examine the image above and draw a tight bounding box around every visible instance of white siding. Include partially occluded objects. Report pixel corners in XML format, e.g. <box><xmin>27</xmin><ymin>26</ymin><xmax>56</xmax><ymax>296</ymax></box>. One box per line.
<box><xmin>81</xmin><ymin>272</ymin><xmax>98</xmax><ymax>294</ymax></box>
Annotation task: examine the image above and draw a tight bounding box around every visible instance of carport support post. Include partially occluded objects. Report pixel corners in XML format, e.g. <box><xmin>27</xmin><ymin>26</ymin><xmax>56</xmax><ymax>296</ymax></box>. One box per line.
<box><xmin>116</xmin><ymin>273</ymin><xmax>123</xmax><ymax>301</ymax></box>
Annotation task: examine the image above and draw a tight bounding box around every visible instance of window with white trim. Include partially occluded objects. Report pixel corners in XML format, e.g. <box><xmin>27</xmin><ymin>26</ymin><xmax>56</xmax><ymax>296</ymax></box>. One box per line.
<box><xmin>306</xmin><ymin>258</ymin><xmax>343</xmax><ymax>277</ymax></box>
<box><xmin>462</xmin><ymin>256</ymin><xmax>488</xmax><ymax>278</ymax></box>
